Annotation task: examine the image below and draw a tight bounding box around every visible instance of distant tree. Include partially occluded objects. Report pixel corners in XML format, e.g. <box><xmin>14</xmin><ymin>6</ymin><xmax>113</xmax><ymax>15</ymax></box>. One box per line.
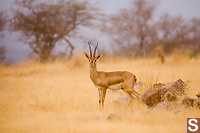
<box><xmin>0</xmin><ymin>11</ymin><xmax>6</xmax><ymax>62</ymax></box>
<box><xmin>11</xmin><ymin>0</ymin><xmax>95</xmax><ymax>62</ymax></box>
<box><xmin>0</xmin><ymin>11</ymin><xmax>6</xmax><ymax>32</ymax></box>
<box><xmin>0</xmin><ymin>46</ymin><xmax>6</xmax><ymax>62</ymax></box>
<box><xmin>190</xmin><ymin>18</ymin><xmax>200</xmax><ymax>51</ymax></box>
<box><xmin>156</xmin><ymin>14</ymin><xmax>194</xmax><ymax>53</ymax></box>
<box><xmin>154</xmin><ymin>45</ymin><xmax>165</xmax><ymax>64</ymax></box>
<box><xmin>102</xmin><ymin>0</ymin><xmax>158</xmax><ymax>56</ymax></box>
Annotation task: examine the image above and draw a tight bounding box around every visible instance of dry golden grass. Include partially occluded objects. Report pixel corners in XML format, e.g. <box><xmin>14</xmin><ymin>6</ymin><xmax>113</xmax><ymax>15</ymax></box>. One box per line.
<box><xmin>0</xmin><ymin>54</ymin><xmax>200</xmax><ymax>133</ymax></box>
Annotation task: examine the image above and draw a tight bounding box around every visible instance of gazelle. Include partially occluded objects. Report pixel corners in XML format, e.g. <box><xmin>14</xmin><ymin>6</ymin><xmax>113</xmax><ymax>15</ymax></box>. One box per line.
<box><xmin>84</xmin><ymin>42</ymin><xmax>141</xmax><ymax>108</ymax></box>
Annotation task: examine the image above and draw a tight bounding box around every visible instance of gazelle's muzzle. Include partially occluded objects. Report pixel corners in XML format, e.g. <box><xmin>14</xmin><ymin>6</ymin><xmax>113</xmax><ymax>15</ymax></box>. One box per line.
<box><xmin>90</xmin><ymin>62</ymin><xmax>95</xmax><ymax>67</ymax></box>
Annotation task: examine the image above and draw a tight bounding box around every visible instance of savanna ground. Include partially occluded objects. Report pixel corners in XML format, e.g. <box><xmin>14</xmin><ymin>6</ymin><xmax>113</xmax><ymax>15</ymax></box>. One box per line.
<box><xmin>0</xmin><ymin>53</ymin><xmax>200</xmax><ymax>133</ymax></box>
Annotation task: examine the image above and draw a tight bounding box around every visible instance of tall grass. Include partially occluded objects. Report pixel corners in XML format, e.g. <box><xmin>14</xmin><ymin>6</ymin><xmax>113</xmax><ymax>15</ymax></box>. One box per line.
<box><xmin>0</xmin><ymin>55</ymin><xmax>200</xmax><ymax>133</ymax></box>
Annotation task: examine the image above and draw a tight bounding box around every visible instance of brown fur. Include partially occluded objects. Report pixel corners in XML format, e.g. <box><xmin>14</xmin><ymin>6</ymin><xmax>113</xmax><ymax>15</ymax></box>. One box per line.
<box><xmin>84</xmin><ymin>43</ymin><xmax>140</xmax><ymax>108</ymax></box>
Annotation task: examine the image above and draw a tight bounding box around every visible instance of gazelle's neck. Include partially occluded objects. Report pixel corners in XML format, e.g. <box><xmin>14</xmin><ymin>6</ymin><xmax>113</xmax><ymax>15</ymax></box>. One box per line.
<box><xmin>90</xmin><ymin>65</ymin><xmax>98</xmax><ymax>82</ymax></box>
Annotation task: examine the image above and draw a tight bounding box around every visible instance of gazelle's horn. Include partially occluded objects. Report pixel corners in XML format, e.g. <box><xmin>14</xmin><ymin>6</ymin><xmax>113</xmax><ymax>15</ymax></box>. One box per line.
<box><xmin>88</xmin><ymin>42</ymin><xmax>92</xmax><ymax>58</ymax></box>
<box><xmin>93</xmin><ymin>42</ymin><xmax>98</xmax><ymax>57</ymax></box>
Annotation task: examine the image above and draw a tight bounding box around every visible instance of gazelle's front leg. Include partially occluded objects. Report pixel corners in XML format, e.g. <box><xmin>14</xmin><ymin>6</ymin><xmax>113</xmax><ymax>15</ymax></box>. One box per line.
<box><xmin>98</xmin><ymin>88</ymin><xmax>102</xmax><ymax>108</ymax></box>
<box><xmin>101</xmin><ymin>88</ymin><xmax>107</xmax><ymax>108</ymax></box>
<box><xmin>98</xmin><ymin>88</ymin><xmax>107</xmax><ymax>109</ymax></box>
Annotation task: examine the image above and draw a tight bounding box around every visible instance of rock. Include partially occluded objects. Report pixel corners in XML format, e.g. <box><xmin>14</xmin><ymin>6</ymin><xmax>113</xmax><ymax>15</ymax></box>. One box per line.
<box><xmin>182</xmin><ymin>96</ymin><xmax>196</xmax><ymax>107</ymax></box>
<box><xmin>115</xmin><ymin>96</ymin><xmax>139</xmax><ymax>104</ymax></box>
<box><xmin>141</xmin><ymin>89</ymin><xmax>162</xmax><ymax>107</ymax></box>
<box><xmin>157</xmin><ymin>87</ymin><xmax>168</xmax><ymax>96</ymax></box>
<box><xmin>173</xmin><ymin>103</ymin><xmax>186</xmax><ymax>113</ymax></box>
<box><xmin>134</xmin><ymin>81</ymin><xmax>143</xmax><ymax>89</ymax></box>
<box><xmin>107</xmin><ymin>113</ymin><xmax>121</xmax><ymax>120</ymax></box>
<box><xmin>151</xmin><ymin>102</ymin><xmax>178</xmax><ymax>111</ymax></box>
<box><xmin>167</xmin><ymin>79</ymin><xmax>187</xmax><ymax>95</ymax></box>
<box><xmin>153</xmin><ymin>83</ymin><xmax>165</xmax><ymax>90</ymax></box>
<box><xmin>141</xmin><ymin>79</ymin><xmax>187</xmax><ymax>109</ymax></box>
<box><xmin>165</xmin><ymin>81</ymin><xmax>175</xmax><ymax>85</ymax></box>
<box><xmin>196</xmin><ymin>92</ymin><xmax>200</xmax><ymax>98</ymax></box>
<box><xmin>141</xmin><ymin>89</ymin><xmax>156</xmax><ymax>102</ymax></box>
<box><xmin>151</xmin><ymin>102</ymin><xmax>169</xmax><ymax>110</ymax></box>
<box><xmin>162</xmin><ymin>92</ymin><xmax>177</xmax><ymax>102</ymax></box>
<box><xmin>196</xmin><ymin>98</ymin><xmax>200</xmax><ymax>109</ymax></box>
<box><xmin>115</xmin><ymin>96</ymin><xmax>130</xmax><ymax>103</ymax></box>
<box><xmin>181</xmin><ymin>96</ymin><xmax>200</xmax><ymax>109</ymax></box>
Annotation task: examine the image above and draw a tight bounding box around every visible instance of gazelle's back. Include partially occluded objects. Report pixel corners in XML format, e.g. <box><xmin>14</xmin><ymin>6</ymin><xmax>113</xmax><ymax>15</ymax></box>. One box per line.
<box><xmin>97</xmin><ymin>71</ymin><xmax>135</xmax><ymax>86</ymax></box>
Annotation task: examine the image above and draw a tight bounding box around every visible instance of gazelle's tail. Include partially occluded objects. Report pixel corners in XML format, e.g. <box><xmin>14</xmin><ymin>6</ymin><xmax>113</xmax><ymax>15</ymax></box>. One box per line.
<box><xmin>134</xmin><ymin>76</ymin><xmax>137</xmax><ymax>82</ymax></box>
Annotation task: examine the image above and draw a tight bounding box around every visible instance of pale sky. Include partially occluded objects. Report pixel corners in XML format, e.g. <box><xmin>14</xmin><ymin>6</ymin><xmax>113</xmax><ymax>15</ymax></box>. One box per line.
<box><xmin>0</xmin><ymin>0</ymin><xmax>200</xmax><ymax>63</ymax></box>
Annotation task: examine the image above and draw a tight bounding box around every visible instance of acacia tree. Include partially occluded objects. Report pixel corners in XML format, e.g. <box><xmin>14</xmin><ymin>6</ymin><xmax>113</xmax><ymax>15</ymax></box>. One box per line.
<box><xmin>11</xmin><ymin>0</ymin><xmax>95</xmax><ymax>62</ymax></box>
<box><xmin>102</xmin><ymin>0</ymin><xmax>158</xmax><ymax>56</ymax></box>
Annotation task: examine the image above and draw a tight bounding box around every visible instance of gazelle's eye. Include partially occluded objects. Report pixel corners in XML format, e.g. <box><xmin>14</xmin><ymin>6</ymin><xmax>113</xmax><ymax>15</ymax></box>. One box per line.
<box><xmin>89</xmin><ymin>59</ymin><xmax>91</xmax><ymax>62</ymax></box>
<box><xmin>94</xmin><ymin>60</ymin><xmax>97</xmax><ymax>62</ymax></box>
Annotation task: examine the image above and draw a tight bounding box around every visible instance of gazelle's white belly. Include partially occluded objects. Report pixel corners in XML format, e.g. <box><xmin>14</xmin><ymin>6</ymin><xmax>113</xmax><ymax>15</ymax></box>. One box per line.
<box><xmin>95</xmin><ymin>83</ymin><xmax>123</xmax><ymax>90</ymax></box>
<box><xmin>108</xmin><ymin>83</ymin><xmax>123</xmax><ymax>90</ymax></box>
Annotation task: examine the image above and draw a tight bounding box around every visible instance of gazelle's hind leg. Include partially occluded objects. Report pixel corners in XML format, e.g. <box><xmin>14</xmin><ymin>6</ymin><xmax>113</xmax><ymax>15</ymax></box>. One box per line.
<box><xmin>123</xmin><ymin>79</ymin><xmax>141</xmax><ymax>100</ymax></box>
<box><xmin>131</xmin><ymin>89</ymin><xmax>141</xmax><ymax>100</ymax></box>
<box><xmin>124</xmin><ymin>89</ymin><xmax>140</xmax><ymax>100</ymax></box>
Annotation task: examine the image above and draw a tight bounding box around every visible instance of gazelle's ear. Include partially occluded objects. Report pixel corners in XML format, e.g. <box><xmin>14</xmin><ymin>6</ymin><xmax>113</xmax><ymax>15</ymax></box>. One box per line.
<box><xmin>96</xmin><ymin>53</ymin><xmax>102</xmax><ymax>60</ymax></box>
<box><xmin>84</xmin><ymin>52</ymin><xmax>89</xmax><ymax>59</ymax></box>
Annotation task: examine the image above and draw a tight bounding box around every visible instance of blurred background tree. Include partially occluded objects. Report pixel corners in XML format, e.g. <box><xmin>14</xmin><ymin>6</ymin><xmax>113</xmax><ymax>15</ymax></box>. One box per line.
<box><xmin>101</xmin><ymin>0</ymin><xmax>158</xmax><ymax>57</ymax></box>
<box><xmin>190</xmin><ymin>18</ymin><xmax>200</xmax><ymax>52</ymax></box>
<box><xmin>0</xmin><ymin>46</ymin><xmax>6</xmax><ymax>62</ymax></box>
<box><xmin>0</xmin><ymin>11</ymin><xmax>6</xmax><ymax>63</ymax></box>
<box><xmin>156</xmin><ymin>14</ymin><xmax>193</xmax><ymax>53</ymax></box>
<box><xmin>102</xmin><ymin>0</ymin><xmax>200</xmax><ymax>58</ymax></box>
<box><xmin>10</xmin><ymin>0</ymin><xmax>96</xmax><ymax>62</ymax></box>
<box><xmin>0</xmin><ymin>11</ymin><xmax>6</xmax><ymax>32</ymax></box>
<box><xmin>0</xmin><ymin>0</ymin><xmax>199</xmax><ymax>62</ymax></box>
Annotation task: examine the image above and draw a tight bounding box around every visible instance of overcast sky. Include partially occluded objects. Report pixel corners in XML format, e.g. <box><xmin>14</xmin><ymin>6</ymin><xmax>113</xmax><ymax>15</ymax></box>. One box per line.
<box><xmin>0</xmin><ymin>0</ymin><xmax>200</xmax><ymax>63</ymax></box>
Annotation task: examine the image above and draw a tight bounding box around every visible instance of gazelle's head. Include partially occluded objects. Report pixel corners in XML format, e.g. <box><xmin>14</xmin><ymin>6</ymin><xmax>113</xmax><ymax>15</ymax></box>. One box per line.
<box><xmin>84</xmin><ymin>42</ymin><xmax>102</xmax><ymax>68</ymax></box>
